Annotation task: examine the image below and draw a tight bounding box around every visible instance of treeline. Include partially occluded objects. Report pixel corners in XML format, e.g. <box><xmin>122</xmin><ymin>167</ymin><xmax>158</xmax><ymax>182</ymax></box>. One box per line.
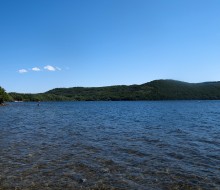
<box><xmin>7</xmin><ymin>80</ymin><xmax>220</xmax><ymax>101</ymax></box>
<box><xmin>9</xmin><ymin>92</ymin><xmax>70</xmax><ymax>102</ymax></box>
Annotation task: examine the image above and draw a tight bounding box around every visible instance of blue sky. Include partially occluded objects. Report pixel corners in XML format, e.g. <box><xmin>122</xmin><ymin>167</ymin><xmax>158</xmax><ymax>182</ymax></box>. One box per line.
<box><xmin>0</xmin><ymin>0</ymin><xmax>220</xmax><ymax>93</ymax></box>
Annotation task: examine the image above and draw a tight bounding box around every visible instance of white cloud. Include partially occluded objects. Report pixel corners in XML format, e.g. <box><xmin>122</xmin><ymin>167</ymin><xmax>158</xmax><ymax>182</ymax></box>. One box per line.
<box><xmin>18</xmin><ymin>69</ymin><xmax>28</xmax><ymax>74</ymax></box>
<box><xmin>44</xmin><ymin>65</ymin><xmax>56</xmax><ymax>71</ymax></box>
<box><xmin>18</xmin><ymin>65</ymin><xmax>61</xmax><ymax>73</ymax></box>
<box><xmin>32</xmin><ymin>67</ymin><xmax>40</xmax><ymax>71</ymax></box>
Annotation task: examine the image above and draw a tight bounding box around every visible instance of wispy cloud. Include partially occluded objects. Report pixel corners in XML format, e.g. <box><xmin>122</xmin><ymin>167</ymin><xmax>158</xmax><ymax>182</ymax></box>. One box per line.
<box><xmin>44</xmin><ymin>65</ymin><xmax>56</xmax><ymax>71</ymax></box>
<box><xmin>56</xmin><ymin>67</ymin><xmax>61</xmax><ymax>71</ymax></box>
<box><xmin>32</xmin><ymin>67</ymin><xmax>40</xmax><ymax>71</ymax></box>
<box><xmin>18</xmin><ymin>69</ymin><xmax>28</xmax><ymax>74</ymax></box>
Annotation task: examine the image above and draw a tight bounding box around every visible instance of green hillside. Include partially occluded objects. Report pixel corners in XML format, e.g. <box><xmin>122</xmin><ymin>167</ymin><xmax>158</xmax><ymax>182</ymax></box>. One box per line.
<box><xmin>146</xmin><ymin>80</ymin><xmax>220</xmax><ymax>100</ymax></box>
<box><xmin>8</xmin><ymin>80</ymin><xmax>220</xmax><ymax>101</ymax></box>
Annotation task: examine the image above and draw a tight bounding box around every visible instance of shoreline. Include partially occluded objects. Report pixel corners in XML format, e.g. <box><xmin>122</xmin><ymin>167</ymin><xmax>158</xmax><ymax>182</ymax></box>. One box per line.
<box><xmin>0</xmin><ymin>103</ymin><xmax>7</xmax><ymax>106</ymax></box>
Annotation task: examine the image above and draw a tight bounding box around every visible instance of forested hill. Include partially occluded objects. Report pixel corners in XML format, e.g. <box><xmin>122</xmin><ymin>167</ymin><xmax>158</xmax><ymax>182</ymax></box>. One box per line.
<box><xmin>9</xmin><ymin>80</ymin><xmax>220</xmax><ymax>101</ymax></box>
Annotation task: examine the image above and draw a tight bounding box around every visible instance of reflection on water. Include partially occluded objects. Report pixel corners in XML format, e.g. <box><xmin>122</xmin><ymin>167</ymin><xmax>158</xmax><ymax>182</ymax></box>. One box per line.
<box><xmin>0</xmin><ymin>101</ymin><xmax>220</xmax><ymax>189</ymax></box>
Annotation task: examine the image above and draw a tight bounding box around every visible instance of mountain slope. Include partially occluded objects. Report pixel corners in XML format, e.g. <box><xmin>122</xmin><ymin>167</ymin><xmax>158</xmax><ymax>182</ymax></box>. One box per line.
<box><xmin>9</xmin><ymin>79</ymin><xmax>220</xmax><ymax>101</ymax></box>
<box><xmin>146</xmin><ymin>80</ymin><xmax>220</xmax><ymax>100</ymax></box>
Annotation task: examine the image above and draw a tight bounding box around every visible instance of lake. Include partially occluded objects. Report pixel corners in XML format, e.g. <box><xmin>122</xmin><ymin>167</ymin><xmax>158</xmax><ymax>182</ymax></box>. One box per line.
<box><xmin>0</xmin><ymin>101</ymin><xmax>220</xmax><ymax>189</ymax></box>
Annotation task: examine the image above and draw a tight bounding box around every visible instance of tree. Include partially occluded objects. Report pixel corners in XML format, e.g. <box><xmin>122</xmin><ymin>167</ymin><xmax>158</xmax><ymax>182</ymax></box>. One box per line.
<box><xmin>0</xmin><ymin>86</ymin><xmax>10</xmax><ymax>103</ymax></box>
<box><xmin>0</xmin><ymin>95</ymin><xmax>3</xmax><ymax>104</ymax></box>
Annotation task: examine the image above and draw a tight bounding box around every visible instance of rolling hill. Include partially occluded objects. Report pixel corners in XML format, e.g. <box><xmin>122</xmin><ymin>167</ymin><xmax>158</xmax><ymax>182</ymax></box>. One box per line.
<box><xmin>8</xmin><ymin>79</ymin><xmax>220</xmax><ymax>101</ymax></box>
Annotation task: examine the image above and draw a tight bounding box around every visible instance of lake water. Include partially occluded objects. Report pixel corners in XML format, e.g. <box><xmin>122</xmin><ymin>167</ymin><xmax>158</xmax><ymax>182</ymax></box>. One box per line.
<box><xmin>0</xmin><ymin>101</ymin><xmax>220</xmax><ymax>190</ymax></box>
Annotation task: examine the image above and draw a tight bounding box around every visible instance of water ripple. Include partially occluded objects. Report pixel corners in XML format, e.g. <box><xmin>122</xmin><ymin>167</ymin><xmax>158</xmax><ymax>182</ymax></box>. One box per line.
<box><xmin>0</xmin><ymin>101</ymin><xmax>220</xmax><ymax>189</ymax></box>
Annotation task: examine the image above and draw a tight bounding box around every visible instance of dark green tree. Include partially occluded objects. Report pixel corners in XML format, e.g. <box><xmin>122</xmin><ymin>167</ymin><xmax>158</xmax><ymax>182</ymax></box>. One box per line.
<box><xmin>0</xmin><ymin>86</ymin><xmax>11</xmax><ymax>104</ymax></box>
<box><xmin>0</xmin><ymin>95</ymin><xmax>3</xmax><ymax>104</ymax></box>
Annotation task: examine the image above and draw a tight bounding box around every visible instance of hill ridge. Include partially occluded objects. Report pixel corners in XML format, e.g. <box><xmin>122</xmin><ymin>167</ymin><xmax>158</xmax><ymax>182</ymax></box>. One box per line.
<box><xmin>8</xmin><ymin>79</ymin><xmax>220</xmax><ymax>101</ymax></box>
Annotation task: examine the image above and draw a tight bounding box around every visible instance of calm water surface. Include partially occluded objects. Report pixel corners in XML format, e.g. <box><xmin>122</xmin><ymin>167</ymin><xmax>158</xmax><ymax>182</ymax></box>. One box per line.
<box><xmin>0</xmin><ymin>101</ymin><xmax>220</xmax><ymax>190</ymax></box>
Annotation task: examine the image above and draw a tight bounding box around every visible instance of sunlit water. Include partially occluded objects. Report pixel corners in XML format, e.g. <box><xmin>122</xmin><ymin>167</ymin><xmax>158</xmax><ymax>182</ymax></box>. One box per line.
<box><xmin>0</xmin><ymin>101</ymin><xmax>220</xmax><ymax>190</ymax></box>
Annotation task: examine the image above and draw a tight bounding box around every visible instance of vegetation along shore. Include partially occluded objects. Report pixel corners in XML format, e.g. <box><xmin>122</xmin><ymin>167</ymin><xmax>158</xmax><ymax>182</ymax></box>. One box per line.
<box><xmin>2</xmin><ymin>79</ymin><xmax>220</xmax><ymax>102</ymax></box>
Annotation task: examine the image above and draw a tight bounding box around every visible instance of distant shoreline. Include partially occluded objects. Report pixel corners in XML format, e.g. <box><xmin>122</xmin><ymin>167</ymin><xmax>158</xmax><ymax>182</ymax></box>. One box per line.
<box><xmin>7</xmin><ymin>99</ymin><xmax>220</xmax><ymax>103</ymax></box>
<box><xmin>8</xmin><ymin>79</ymin><xmax>220</xmax><ymax>102</ymax></box>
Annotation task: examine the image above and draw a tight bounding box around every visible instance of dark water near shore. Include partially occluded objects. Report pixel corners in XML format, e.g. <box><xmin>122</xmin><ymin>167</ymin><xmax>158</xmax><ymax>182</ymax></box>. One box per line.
<box><xmin>0</xmin><ymin>101</ymin><xmax>220</xmax><ymax>190</ymax></box>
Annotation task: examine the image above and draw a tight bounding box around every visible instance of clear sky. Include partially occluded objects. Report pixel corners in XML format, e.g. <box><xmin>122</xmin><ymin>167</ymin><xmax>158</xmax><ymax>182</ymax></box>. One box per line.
<box><xmin>0</xmin><ymin>0</ymin><xmax>220</xmax><ymax>93</ymax></box>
